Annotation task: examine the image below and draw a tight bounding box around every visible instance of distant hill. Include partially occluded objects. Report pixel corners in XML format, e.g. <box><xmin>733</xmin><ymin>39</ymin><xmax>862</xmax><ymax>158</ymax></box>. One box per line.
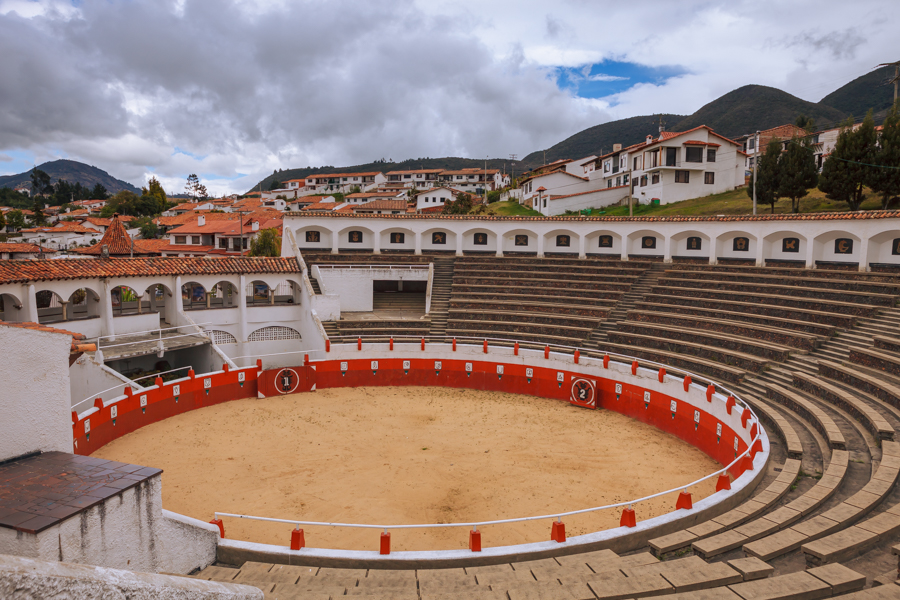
<box><xmin>0</xmin><ymin>159</ymin><xmax>139</xmax><ymax>195</ymax></box>
<box><xmin>820</xmin><ymin>65</ymin><xmax>896</xmax><ymax>120</ymax></box>
<box><xmin>671</xmin><ymin>85</ymin><xmax>848</xmax><ymax>138</ymax></box>
<box><xmin>518</xmin><ymin>113</ymin><xmax>686</xmax><ymax>168</ymax></box>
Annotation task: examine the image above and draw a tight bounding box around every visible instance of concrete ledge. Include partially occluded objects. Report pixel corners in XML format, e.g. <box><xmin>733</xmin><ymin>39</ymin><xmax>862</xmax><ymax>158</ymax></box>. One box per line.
<box><xmin>0</xmin><ymin>553</ymin><xmax>262</xmax><ymax>599</ymax></box>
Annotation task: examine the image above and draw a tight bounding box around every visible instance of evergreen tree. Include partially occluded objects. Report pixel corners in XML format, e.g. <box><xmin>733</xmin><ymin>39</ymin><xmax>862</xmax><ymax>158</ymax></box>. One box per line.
<box><xmin>0</xmin><ymin>210</ymin><xmax>6</xmax><ymax>232</ymax></box>
<box><xmin>31</xmin><ymin>200</ymin><xmax>46</xmax><ymax>225</ymax></box>
<box><xmin>249</xmin><ymin>228</ymin><xmax>281</xmax><ymax>257</ymax></box>
<box><xmin>778</xmin><ymin>136</ymin><xmax>819</xmax><ymax>213</ymax></box>
<box><xmin>184</xmin><ymin>174</ymin><xmax>207</xmax><ymax>201</ymax></box>
<box><xmin>869</xmin><ymin>102</ymin><xmax>900</xmax><ymax>209</ymax></box>
<box><xmin>747</xmin><ymin>139</ymin><xmax>782</xmax><ymax>214</ymax></box>
<box><xmin>442</xmin><ymin>193</ymin><xmax>474</xmax><ymax>214</ymax></box>
<box><xmin>819</xmin><ymin>113</ymin><xmax>877</xmax><ymax>211</ymax></box>
<box><xmin>141</xmin><ymin>177</ymin><xmax>168</xmax><ymax>214</ymax></box>
<box><xmin>91</xmin><ymin>183</ymin><xmax>109</xmax><ymax>200</ymax></box>
<box><xmin>30</xmin><ymin>168</ymin><xmax>52</xmax><ymax>197</ymax></box>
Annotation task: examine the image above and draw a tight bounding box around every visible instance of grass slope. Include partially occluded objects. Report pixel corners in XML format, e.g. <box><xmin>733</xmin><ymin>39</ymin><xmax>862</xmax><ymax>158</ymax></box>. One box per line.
<box><xmin>820</xmin><ymin>66</ymin><xmax>896</xmax><ymax>120</ymax></box>
<box><xmin>672</xmin><ymin>85</ymin><xmax>847</xmax><ymax>139</ymax></box>
<box><xmin>0</xmin><ymin>159</ymin><xmax>139</xmax><ymax>195</ymax></box>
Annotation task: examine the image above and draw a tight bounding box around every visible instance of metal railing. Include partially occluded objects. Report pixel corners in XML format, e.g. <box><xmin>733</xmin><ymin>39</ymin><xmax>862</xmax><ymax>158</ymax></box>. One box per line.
<box><xmin>71</xmin><ymin>365</ymin><xmax>194</xmax><ymax>413</ymax></box>
<box><xmin>96</xmin><ymin>323</ymin><xmax>213</xmax><ymax>351</ymax></box>
<box><xmin>214</xmin><ymin>337</ymin><xmax>762</xmax><ymax>549</ymax></box>
<box><xmin>316</xmin><ymin>264</ymin><xmax>427</xmax><ymax>271</ymax></box>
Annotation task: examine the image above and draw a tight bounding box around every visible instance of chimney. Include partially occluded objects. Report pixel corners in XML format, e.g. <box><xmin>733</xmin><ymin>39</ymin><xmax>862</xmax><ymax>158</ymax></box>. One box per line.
<box><xmin>198</xmin><ymin>214</ymin><xmax>205</xmax><ymax>226</ymax></box>
<box><xmin>613</xmin><ymin>143</ymin><xmax>622</xmax><ymax>152</ymax></box>
<box><xmin>646</xmin><ymin>135</ymin><xmax>653</xmax><ymax>144</ymax></box>
<box><xmin>251</xmin><ymin>220</ymin><xmax>259</xmax><ymax>232</ymax></box>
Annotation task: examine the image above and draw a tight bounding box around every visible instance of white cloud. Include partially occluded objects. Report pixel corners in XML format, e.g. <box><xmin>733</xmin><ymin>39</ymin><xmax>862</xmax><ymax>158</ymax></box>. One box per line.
<box><xmin>0</xmin><ymin>0</ymin><xmax>898</xmax><ymax>195</ymax></box>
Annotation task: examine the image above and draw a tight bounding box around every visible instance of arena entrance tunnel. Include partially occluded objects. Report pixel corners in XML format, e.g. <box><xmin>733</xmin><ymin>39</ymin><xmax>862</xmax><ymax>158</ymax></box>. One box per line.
<box><xmin>72</xmin><ymin>338</ymin><xmax>768</xmax><ymax>568</ymax></box>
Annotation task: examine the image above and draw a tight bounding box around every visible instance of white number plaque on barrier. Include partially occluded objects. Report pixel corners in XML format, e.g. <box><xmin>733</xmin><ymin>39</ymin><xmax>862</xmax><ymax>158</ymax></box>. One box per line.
<box><xmin>402</xmin><ymin>360</ymin><xmax>410</xmax><ymax>370</ymax></box>
<box><xmin>717</xmin><ymin>423</ymin><xmax>723</xmax><ymax>436</ymax></box>
<box><xmin>734</xmin><ymin>437</ymin><xmax>739</xmax><ymax>451</ymax></box>
<box><xmin>340</xmin><ymin>362</ymin><xmax>348</xmax><ymax>371</ymax></box>
<box><xmin>435</xmin><ymin>361</ymin><xmax>442</xmax><ymax>370</ymax></box>
<box><xmin>526</xmin><ymin>368</ymin><xmax>533</xmax><ymax>378</ymax></box>
<box><xmin>615</xmin><ymin>383</ymin><xmax>622</xmax><ymax>394</ymax></box>
<box><xmin>670</xmin><ymin>400</ymin><xmax>677</xmax><ymax>412</ymax></box>
<box><xmin>140</xmin><ymin>395</ymin><xmax>147</xmax><ymax>407</ymax></box>
<box><xmin>111</xmin><ymin>405</ymin><xmax>117</xmax><ymax>419</ymax></box>
<box><xmin>465</xmin><ymin>363</ymin><xmax>473</xmax><ymax>372</ymax></box>
<box><xmin>556</xmin><ymin>372</ymin><xmax>564</xmax><ymax>382</ymax></box>
<box><xmin>204</xmin><ymin>378</ymin><xmax>212</xmax><ymax>389</ymax></box>
<box><xmin>694</xmin><ymin>410</ymin><xmax>700</xmax><ymax>423</ymax></box>
<box><xmin>173</xmin><ymin>385</ymin><xmax>180</xmax><ymax>396</ymax></box>
<box><xmin>643</xmin><ymin>391</ymin><xmax>651</xmax><ymax>402</ymax></box>
<box><xmin>497</xmin><ymin>365</ymin><xmax>504</xmax><ymax>374</ymax></box>
<box><xmin>238</xmin><ymin>372</ymin><xmax>245</xmax><ymax>382</ymax></box>
<box><xmin>371</xmin><ymin>361</ymin><xmax>378</xmax><ymax>370</ymax></box>
<box><xmin>84</xmin><ymin>419</ymin><xmax>90</xmax><ymax>434</ymax></box>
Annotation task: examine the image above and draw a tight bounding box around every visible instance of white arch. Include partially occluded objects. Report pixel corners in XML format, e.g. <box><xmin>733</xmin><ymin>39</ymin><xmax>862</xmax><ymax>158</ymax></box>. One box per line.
<box><xmin>762</xmin><ymin>230</ymin><xmax>808</xmax><ymax>265</ymax></box>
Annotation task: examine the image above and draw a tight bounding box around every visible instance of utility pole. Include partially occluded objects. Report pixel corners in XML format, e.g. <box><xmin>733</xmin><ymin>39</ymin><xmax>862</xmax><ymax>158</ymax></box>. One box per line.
<box><xmin>877</xmin><ymin>62</ymin><xmax>900</xmax><ymax>103</ymax></box>
<box><xmin>752</xmin><ymin>130</ymin><xmax>759</xmax><ymax>216</ymax></box>
<box><xmin>509</xmin><ymin>154</ymin><xmax>517</xmax><ymax>187</ymax></box>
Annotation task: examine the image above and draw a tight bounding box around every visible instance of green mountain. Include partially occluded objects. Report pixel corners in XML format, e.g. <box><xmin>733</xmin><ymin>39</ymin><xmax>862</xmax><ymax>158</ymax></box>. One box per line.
<box><xmin>672</xmin><ymin>85</ymin><xmax>848</xmax><ymax>139</ymax></box>
<box><xmin>518</xmin><ymin>113</ymin><xmax>686</xmax><ymax>169</ymax></box>
<box><xmin>0</xmin><ymin>159</ymin><xmax>139</xmax><ymax>195</ymax></box>
<box><xmin>820</xmin><ymin>65</ymin><xmax>896</xmax><ymax>119</ymax></box>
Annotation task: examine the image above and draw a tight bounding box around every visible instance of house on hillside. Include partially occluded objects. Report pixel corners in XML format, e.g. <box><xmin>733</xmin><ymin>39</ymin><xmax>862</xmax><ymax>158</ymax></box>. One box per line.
<box><xmin>0</xmin><ymin>243</ymin><xmax>57</xmax><ymax>260</ymax></box>
<box><xmin>413</xmin><ymin>187</ymin><xmax>468</xmax><ymax>212</ymax></box>
<box><xmin>385</xmin><ymin>169</ymin><xmax>442</xmax><ymax>189</ymax></box>
<box><xmin>351</xmin><ymin>199</ymin><xmax>408</xmax><ymax>215</ymax></box>
<box><xmin>437</xmin><ymin>169</ymin><xmax>508</xmax><ymax>194</ymax></box>
<box><xmin>19</xmin><ymin>222</ymin><xmax>103</xmax><ymax>250</ymax></box>
<box><xmin>161</xmin><ymin>214</ymin><xmax>283</xmax><ymax>257</ymax></box>
<box><xmin>74</xmin><ymin>215</ymin><xmax>166</xmax><ymax>257</ymax></box>
<box><xmin>734</xmin><ymin>124</ymin><xmax>809</xmax><ymax>173</ymax></box>
<box><xmin>344</xmin><ymin>191</ymin><xmax>407</xmax><ymax>205</ymax></box>
<box><xmin>163</xmin><ymin>201</ymin><xmax>217</xmax><ymax>216</ymax></box>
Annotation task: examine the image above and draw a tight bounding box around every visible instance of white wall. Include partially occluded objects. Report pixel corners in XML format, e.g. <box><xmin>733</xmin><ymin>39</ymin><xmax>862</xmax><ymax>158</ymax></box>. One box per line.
<box><xmin>0</xmin><ymin>474</ymin><xmax>220</xmax><ymax>576</ymax></box>
<box><xmin>69</xmin><ymin>353</ymin><xmax>140</xmax><ymax>410</ymax></box>
<box><xmin>0</xmin><ymin>326</ymin><xmax>73</xmax><ymax>460</ymax></box>
<box><xmin>316</xmin><ymin>267</ymin><xmax>429</xmax><ymax>312</ymax></box>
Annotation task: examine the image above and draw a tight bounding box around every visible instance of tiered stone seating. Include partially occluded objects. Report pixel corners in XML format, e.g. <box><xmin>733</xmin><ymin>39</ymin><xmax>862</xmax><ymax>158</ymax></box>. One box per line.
<box><xmin>328</xmin><ymin>319</ymin><xmax>432</xmax><ymax>342</ymax></box>
<box><xmin>762</xmin><ymin>382</ymin><xmax>848</xmax><ymax>450</ymax></box>
<box><xmin>793</xmin><ymin>372</ymin><xmax>894</xmax><ymax>442</ymax></box>
<box><xmin>445</xmin><ymin>257</ymin><xmax>650</xmax><ymax>347</ymax></box>
<box><xmin>191</xmin><ymin>555</ymin><xmax>874</xmax><ymax>599</ymax></box>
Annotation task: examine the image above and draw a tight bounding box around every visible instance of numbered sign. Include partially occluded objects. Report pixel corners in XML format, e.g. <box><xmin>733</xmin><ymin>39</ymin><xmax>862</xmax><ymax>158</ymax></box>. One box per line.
<box><xmin>643</xmin><ymin>391</ymin><xmax>651</xmax><ymax>402</ymax></box>
<box><xmin>238</xmin><ymin>372</ymin><xmax>246</xmax><ymax>383</ymax></box>
<box><xmin>275</xmin><ymin>368</ymin><xmax>300</xmax><ymax>394</ymax></box>
<box><xmin>402</xmin><ymin>360</ymin><xmax>411</xmax><ymax>370</ymax></box>
<box><xmin>140</xmin><ymin>395</ymin><xmax>148</xmax><ymax>407</ymax></box>
<box><xmin>172</xmin><ymin>384</ymin><xmax>180</xmax><ymax>396</ymax></box>
<box><xmin>204</xmin><ymin>378</ymin><xmax>212</xmax><ymax>389</ymax></box>
<box><xmin>84</xmin><ymin>419</ymin><xmax>90</xmax><ymax>434</ymax></box>
<box><xmin>525</xmin><ymin>368</ymin><xmax>533</xmax><ymax>378</ymax></box>
<box><xmin>734</xmin><ymin>436</ymin><xmax>739</xmax><ymax>451</ymax></box>
<box><xmin>465</xmin><ymin>363</ymin><xmax>473</xmax><ymax>372</ymax></box>
<box><xmin>110</xmin><ymin>405</ymin><xmax>117</xmax><ymax>419</ymax></box>
<box><xmin>435</xmin><ymin>361</ymin><xmax>442</xmax><ymax>370</ymax></box>
<box><xmin>615</xmin><ymin>383</ymin><xmax>623</xmax><ymax>394</ymax></box>
<box><xmin>556</xmin><ymin>372</ymin><xmax>564</xmax><ymax>382</ymax></box>
<box><xmin>370</xmin><ymin>361</ymin><xmax>379</xmax><ymax>370</ymax></box>
<box><xmin>694</xmin><ymin>410</ymin><xmax>700</xmax><ymax>423</ymax></box>
<box><xmin>496</xmin><ymin>365</ymin><xmax>504</xmax><ymax>375</ymax></box>
<box><xmin>717</xmin><ymin>423</ymin><xmax>723</xmax><ymax>437</ymax></box>
<box><xmin>340</xmin><ymin>361</ymin><xmax>348</xmax><ymax>371</ymax></box>
<box><xmin>670</xmin><ymin>400</ymin><xmax>677</xmax><ymax>413</ymax></box>
<box><xmin>570</xmin><ymin>378</ymin><xmax>596</xmax><ymax>409</ymax></box>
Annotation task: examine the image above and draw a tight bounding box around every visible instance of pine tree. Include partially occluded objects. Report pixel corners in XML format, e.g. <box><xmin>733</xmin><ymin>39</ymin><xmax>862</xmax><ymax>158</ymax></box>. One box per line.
<box><xmin>869</xmin><ymin>102</ymin><xmax>900</xmax><ymax>209</ymax></box>
<box><xmin>819</xmin><ymin>113</ymin><xmax>877</xmax><ymax>211</ymax></box>
<box><xmin>249</xmin><ymin>228</ymin><xmax>281</xmax><ymax>257</ymax></box>
<box><xmin>747</xmin><ymin>139</ymin><xmax>782</xmax><ymax>214</ymax></box>
<box><xmin>31</xmin><ymin>200</ymin><xmax>46</xmax><ymax>225</ymax></box>
<box><xmin>778</xmin><ymin>136</ymin><xmax>819</xmax><ymax>213</ymax></box>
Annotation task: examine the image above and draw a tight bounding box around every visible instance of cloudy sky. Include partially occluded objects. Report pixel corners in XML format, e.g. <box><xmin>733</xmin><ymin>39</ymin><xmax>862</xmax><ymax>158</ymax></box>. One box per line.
<box><xmin>0</xmin><ymin>0</ymin><xmax>896</xmax><ymax>196</ymax></box>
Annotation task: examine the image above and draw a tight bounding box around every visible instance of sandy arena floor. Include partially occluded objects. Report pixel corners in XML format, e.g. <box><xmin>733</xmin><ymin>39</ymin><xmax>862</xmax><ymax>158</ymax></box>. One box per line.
<box><xmin>93</xmin><ymin>386</ymin><xmax>720</xmax><ymax>552</ymax></box>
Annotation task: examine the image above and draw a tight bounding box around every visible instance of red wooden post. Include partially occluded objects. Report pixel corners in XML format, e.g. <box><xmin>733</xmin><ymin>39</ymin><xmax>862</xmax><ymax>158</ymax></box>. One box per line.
<box><xmin>631</xmin><ymin>360</ymin><xmax>638</xmax><ymax>375</ymax></box>
<box><xmin>741</xmin><ymin>453</ymin><xmax>755</xmax><ymax>472</ymax></box>
<box><xmin>357</xmin><ymin>337</ymin><xmax>362</xmax><ymax>350</ymax></box>
<box><xmin>223</xmin><ymin>363</ymin><xmax>230</xmax><ymax>373</ymax></box>
<box><xmin>469</xmin><ymin>529</ymin><xmax>482</xmax><ymax>552</ymax></box>
<box><xmin>706</xmin><ymin>384</ymin><xmax>715</xmax><ymax>402</ymax></box>
<box><xmin>716</xmin><ymin>473</ymin><xmax>732</xmax><ymax>492</ymax></box>
<box><xmin>452</xmin><ymin>338</ymin><xmax>457</xmax><ymax>351</ymax></box>
<box><xmin>421</xmin><ymin>337</ymin><xmax>425</xmax><ymax>351</ymax></box>
<box><xmin>544</xmin><ymin>345</ymin><xmax>550</xmax><ymax>359</ymax></box>
<box><xmin>726</xmin><ymin>396</ymin><xmax>736</xmax><ymax>414</ymax></box>
<box><xmin>189</xmin><ymin>369</ymin><xmax>195</xmax><ymax>379</ymax></box>
<box><xmin>683</xmin><ymin>375</ymin><xmax>691</xmax><ymax>392</ymax></box>
<box><xmin>290</xmin><ymin>527</ymin><xmax>305</xmax><ymax>550</ymax></box>
<box><xmin>483</xmin><ymin>340</ymin><xmax>488</xmax><ymax>354</ymax></box>
<box><xmin>304</xmin><ymin>353</ymin><xmax>310</xmax><ymax>366</ymax></box>
<box><xmin>551</xmin><ymin>520</ymin><xmax>567</xmax><ymax>543</ymax></box>
<box><xmin>750</xmin><ymin>438</ymin><xmax>763</xmax><ymax>458</ymax></box>
<box><xmin>389</xmin><ymin>337</ymin><xmax>394</xmax><ymax>351</ymax></box>
<box><xmin>325</xmin><ymin>339</ymin><xmax>331</xmax><ymax>352</ymax></box>
<box><xmin>603</xmin><ymin>354</ymin><xmax>610</xmax><ymax>369</ymax></box>
<box><xmin>741</xmin><ymin>407</ymin><xmax>752</xmax><ymax>428</ymax></box>
<box><xmin>620</xmin><ymin>507</ymin><xmax>636</xmax><ymax>528</ymax></box>
<box><xmin>574</xmin><ymin>350</ymin><xmax>580</xmax><ymax>364</ymax></box>
<box><xmin>514</xmin><ymin>342</ymin><xmax>519</xmax><ymax>356</ymax></box>
<box><xmin>676</xmin><ymin>490</ymin><xmax>693</xmax><ymax>510</ymax></box>
<box><xmin>210</xmin><ymin>518</ymin><xmax>224</xmax><ymax>538</ymax></box>
<box><xmin>380</xmin><ymin>531</ymin><xmax>391</xmax><ymax>555</ymax></box>
<box><xmin>658</xmin><ymin>367</ymin><xmax>665</xmax><ymax>383</ymax></box>
<box><xmin>750</xmin><ymin>423</ymin><xmax>758</xmax><ymax>440</ymax></box>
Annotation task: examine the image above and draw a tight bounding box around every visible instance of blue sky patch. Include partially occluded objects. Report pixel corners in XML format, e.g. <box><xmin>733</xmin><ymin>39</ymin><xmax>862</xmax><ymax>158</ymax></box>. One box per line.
<box><xmin>556</xmin><ymin>61</ymin><xmax>688</xmax><ymax>102</ymax></box>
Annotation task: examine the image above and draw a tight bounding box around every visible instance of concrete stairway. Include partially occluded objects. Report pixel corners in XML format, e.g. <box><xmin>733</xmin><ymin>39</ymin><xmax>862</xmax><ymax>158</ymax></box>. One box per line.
<box><xmin>583</xmin><ymin>262</ymin><xmax>667</xmax><ymax>349</ymax></box>
<box><xmin>321</xmin><ymin>321</ymin><xmax>340</xmax><ymax>340</ymax></box>
<box><xmin>428</xmin><ymin>257</ymin><xmax>455</xmax><ymax>340</ymax></box>
<box><xmin>308</xmin><ymin>277</ymin><xmax>322</xmax><ymax>294</ymax></box>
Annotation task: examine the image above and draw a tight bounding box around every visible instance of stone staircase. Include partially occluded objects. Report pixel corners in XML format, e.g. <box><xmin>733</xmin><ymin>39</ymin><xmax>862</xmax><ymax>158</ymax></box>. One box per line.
<box><xmin>322</xmin><ymin>321</ymin><xmax>340</xmax><ymax>340</ymax></box>
<box><xmin>309</xmin><ymin>277</ymin><xmax>322</xmax><ymax>294</ymax></box>
<box><xmin>583</xmin><ymin>262</ymin><xmax>667</xmax><ymax>349</ymax></box>
<box><xmin>428</xmin><ymin>257</ymin><xmax>455</xmax><ymax>340</ymax></box>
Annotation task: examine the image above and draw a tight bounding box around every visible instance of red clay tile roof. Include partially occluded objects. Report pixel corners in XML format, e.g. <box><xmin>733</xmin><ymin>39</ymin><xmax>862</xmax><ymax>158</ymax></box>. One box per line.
<box><xmin>0</xmin><ymin>243</ymin><xmax>56</xmax><ymax>254</ymax></box>
<box><xmin>159</xmin><ymin>244</ymin><xmax>216</xmax><ymax>253</ymax></box>
<box><xmin>76</xmin><ymin>214</ymin><xmax>134</xmax><ymax>255</ymax></box>
<box><xmin>21</xmin><ymin>222</ymin><xmax>96</xmax><ymax>234</ymax></box>
<box><xmin>0</xmin><ymin>321</ymin><xmax>97</xmax><ymax>353</ymax></box>
<box><xmin>285</xmin><ymin>209</ymin><xmax>900</xmax><ymax>223</ymax></box>
<box><xmin>351</xmin><ymin>199</ymin><xmax>408</xmax><ymax>211</ymax></box>
<box><xmin>0</xmin><ymin>257</ymin><xmax>302</xmax><ymax>284</ymax></box>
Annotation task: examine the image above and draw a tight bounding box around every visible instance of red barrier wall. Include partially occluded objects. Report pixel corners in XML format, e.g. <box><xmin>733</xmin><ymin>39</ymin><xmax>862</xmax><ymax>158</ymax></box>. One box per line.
<box><xmin>72</xmin><ymin>356</ymin><xmax>751</xmax><ymax>480</ymax></box>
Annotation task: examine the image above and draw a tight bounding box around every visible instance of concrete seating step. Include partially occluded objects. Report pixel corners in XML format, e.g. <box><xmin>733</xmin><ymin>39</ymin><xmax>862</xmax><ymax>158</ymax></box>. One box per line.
<box><xmin>794</xmin><ymin>372</ymin><xmax>894</xmax><ymax>441</ymax></box>
<box><xmin>655</xmin><ymin>276</ymin><xmax>897</xmax><ymax>306</ymax></box>
<box><xmin>597</xmin><ymin>341</ymin><xmax>748</xmax><ymax>383</ymax></box>
<box><xmin>607</xmin><ymin>330</ymin><xmax>771</xmax><ymax>373</ymax></box>
<box><xmin>724</xmin><ymin>563</ymin><xmax>864</xmax><ymax>599</ymax></box>
<box><xmin>819</xmin><ymin>360</ymin><xmax>900</xmax><ymax>413</ymax></box>
<box><xmin>757</xmin><ymin>381</ymin><xmax>847</xmax><ymax>450</ymax></box>
<box><xmin>615</xmin><ymin>321</ymin><xmax>796</xmax><ymax>361</ymax></box>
